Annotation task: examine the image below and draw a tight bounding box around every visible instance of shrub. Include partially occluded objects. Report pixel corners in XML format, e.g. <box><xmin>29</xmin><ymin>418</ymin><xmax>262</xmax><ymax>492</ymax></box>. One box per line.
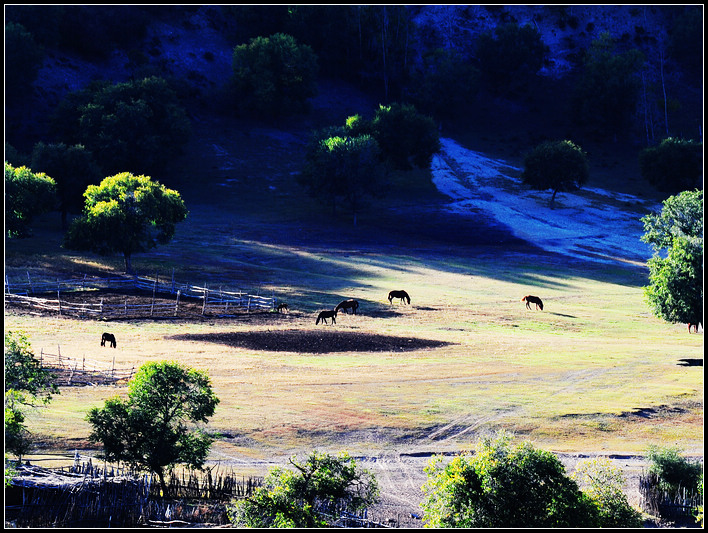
<box><xmin>639</xmin><ymin>137</ymin><xmax>702</xmax><ymax>194</ymax></box>
<box><xmin>647</xmin><ymin>445</ymin><xmax>702</xmax><ymax>494</ymax></box>
<box><xmin>422</xmin><ymin>434</ymin><xmax>599</xmax><ymax>527</ymax></box>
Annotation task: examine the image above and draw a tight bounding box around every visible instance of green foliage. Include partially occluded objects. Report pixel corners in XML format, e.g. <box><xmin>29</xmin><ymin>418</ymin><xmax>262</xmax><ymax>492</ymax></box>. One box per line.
<box><xmin>646</xmin><ymin>445</ymin><xmax>702</xmax><ymax>494</ymax></box>
<box><xmin>572</xmin><ymin>457</ymin><xmax>643</xmax><ymax>527</ymax></box>
<box><xmin>422</xmin><ymin>434</ymin><xmax>599</xmax><ymax>527</ymax></box>
<box><xmin>299</xmin><ymin>133</ymin><xmax>384</xmax><ymax>221</ymax></box>
<box><xmin>572</xmin><ymin>32</ymin><xmax>645</xmax><ymax>137</ymax></box>
<box><xmin>4</xmin><ymin>162</ymin><xmax>58</xmax><ymax>238</ymax></box>
<box><xmin>30</xmin><ymin>142</ymin><xmax>102</xmax><ymax>227</ymax></box>
<box><xmin>474</xmin><ymin>22</ymin><xmax>548</xmax><ymax>95</ymax></box>
<box><xmin>638</xmin><ymin>137</ymin><xmax>702</xmax><ymax>194</ymax></box>
<box><xmin>369</xmin><ymin>103</ymin><xmax>441</xmax><ymax>171</ymax></box>
<box><xmin>63</xmin><ymin>172</ymin><xmax>188</xmax><ymax>273</ymax></box>
<box><xmin>231</xmin><ymin>450</ymin><xmax>379</xmax><ymax>528</ymax></box>
<box><xmin>231</xmin><ymin>33</ymin><xmax>319</xmax><ymax>117</ymax></box>
<box><xmin>405</xmin><ymin>48</ymin><xmax>480</xmax><ymax>119</ymax></box>
<box><xmin>86</xmin><ymin>361</ymin><xmax>220</xmax><ymax>497</ymax></box>
<box><xmin>641</xmin><ymin>190</ymin><xmax>703</xmax><ymax>326</ymax></box>
<box><xmin>4</xmin><ymin>21</ymin><xmax>44</xmax><ymax>104</ymax></box>
<box><xmin>521</xmin><ymin>140</ymin><xmax>589</xmax><ymax>205</ymax></box>
<box><xmin>5</xmin><ymin>331</ymin><xmax>59</xmax><ymax>459</ymax></box>
<box><xmin>50</xmin><ymin>77</ymin><xmax>190</xmax><ymax>176</ymax></box>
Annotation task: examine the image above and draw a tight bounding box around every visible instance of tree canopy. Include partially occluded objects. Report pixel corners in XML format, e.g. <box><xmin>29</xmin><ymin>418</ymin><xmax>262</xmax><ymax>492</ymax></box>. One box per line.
<box><xmin>641</xmin><ymin>189</ymin><xmax>703</xmax><ymax>329</ymax></box>
<box><xmin>521</xmin><ymin>140</ymin><xmax>589</xmax><ymax>205</ymax></box>
<box><xmin>86</xmin><ymin>361</ymin><xmax>220</xmax><ymax>497</ymax></box>
<box><xmin>5</xmin><ymin>162</ymin><xmax>58</xmax><ymax>238</ymax></box>
<box><xmin>639</xmin><ymin>137</ymin><xmax>702</xmax><ymax>194</ymax></box>
<box><xmin>231</xmin><ymin>450</ymin><xmax>379</xmax><ymax>528</ymax></box>
<box><xmin>63</xmin><ymin>172</ymin><xmax>188</xmax><ymax>273</ymax></box>
<box><xmin>421</xmin><ymin>434</ymin><xmax>599</xmax><ymax>527</ymax></box>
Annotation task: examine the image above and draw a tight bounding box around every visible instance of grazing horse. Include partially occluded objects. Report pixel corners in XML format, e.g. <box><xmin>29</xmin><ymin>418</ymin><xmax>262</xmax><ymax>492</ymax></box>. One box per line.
<box><xmin>522</xmin><ymin>295</ymin><xmax>543</xmax><ymax>311</ymax></box>
<box><xmin>316</xmin><ymin>309</ymin><xmax>337</xmax><ymax>325</ymax></box>
<box><xmin>687</xmin><ymin>321</ymin><xmax>702</xmax><ymax>333</ymax></box>
<box><xmin>335</xmin><ymin>299</ymin><xmax>359</xmax><ymax>315</ymax></box>
<box><xmin>388</xmin><ymin>290</ymin><xmax>410</xmax><ymax>305</ymax></box>
<box><xmin>276</xmin><ymin>302</ymin><xmax>289</xmax><ymax>314</ymax></box>
<box><xmin>101</xmin><ymin>332</ymin><xmax>117</xmax><ymax>348</ymax></box>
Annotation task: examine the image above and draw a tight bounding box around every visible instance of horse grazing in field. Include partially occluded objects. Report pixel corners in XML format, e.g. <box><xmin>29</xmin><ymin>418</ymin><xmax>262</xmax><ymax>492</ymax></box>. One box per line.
<box><xmin>316</xmin><ymin>309</ymin><xmax>338</xmax><ymax>325</ymax></box>
<box><xmin>687</xmin><ymin>321</ymin><xmax>702</xmax><ymax>333</ymax></box>
<box><xmin>388</xmin><ymin>290</ymin><xmax>411</xmax><ymax>305</ymax></box>
<box><xmin>522</xmin><ymin>295</ymin><xmax>543</xmax><ymax>311</ymax></box>
<box><xmin>101</xmin><ymin>332</ymin><xmax>117</xmax><ymax>348</ymax></box>
<box><xmin>276</xmin><ymin>302</ymin><xmax>289</xmax><ymax>314</ymax></box>
<box><xmin>335</xmin><ymin>299</ymin><xmax>359</xmax><ymax>315</ymax></box>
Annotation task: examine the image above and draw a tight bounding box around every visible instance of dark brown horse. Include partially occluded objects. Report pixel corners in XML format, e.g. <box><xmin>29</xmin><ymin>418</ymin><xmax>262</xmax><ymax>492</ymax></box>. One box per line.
<box><xmin>276</xmin><ymin>302</ymin><xmax>289</xmax><ymax>313</ymax></box>
<box><xmin>521</xmin><ymin>295</ymin><xmax>543</xmax><ymax>310</ymax></box>
<box><xmin>101</xmin><ymin>332</ymin><xmax>117</xmax><ymax>348</ymax></box>
<box><xmin>388</xmin><ymin>290</ymin><xmax>410</xmax><ymax>305</ymax></box>
<box><xmin>316</xmin><ymin>309</ymin><xmax>337</xmax><ymax>325</ymax></box>
<box><xmin>335</xmin><ymin>299</ymin><xmax>359</xmax><ymax>315</ymax></box>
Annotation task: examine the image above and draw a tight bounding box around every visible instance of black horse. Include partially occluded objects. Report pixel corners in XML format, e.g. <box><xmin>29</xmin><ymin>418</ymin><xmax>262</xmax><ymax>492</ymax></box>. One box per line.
<box><xmin>316</xmin><ymin>309</ymin><xmax>337</xmax><ymax>325</ymax></box>
<box><xmin>101</xmin><ymin>332</ymin><xmax>117</xmax><ymax>348</ymax></box>
<box><xmin>335</xmin><ymin>299</ymin><xmax>359</xmax><ymax>315</ymax></box>
<box><xmin>388</xmin><ymin>290</ymin><xmax>410</xmax><ymax>305</ymax></box>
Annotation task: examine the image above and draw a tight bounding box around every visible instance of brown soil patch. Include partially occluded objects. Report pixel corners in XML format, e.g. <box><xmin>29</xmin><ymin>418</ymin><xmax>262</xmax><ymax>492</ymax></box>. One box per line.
<box><xmin>171</xmin><ymin>330</ymin><xmax>451</xmax><ymax>354</ymax></box>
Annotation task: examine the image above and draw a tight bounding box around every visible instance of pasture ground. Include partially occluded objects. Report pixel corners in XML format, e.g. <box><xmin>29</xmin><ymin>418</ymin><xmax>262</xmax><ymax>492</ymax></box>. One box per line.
<box><xmin>4</xmin><ymin>103</ymin><xmax>703</xmax><ymax>525</ymax></box>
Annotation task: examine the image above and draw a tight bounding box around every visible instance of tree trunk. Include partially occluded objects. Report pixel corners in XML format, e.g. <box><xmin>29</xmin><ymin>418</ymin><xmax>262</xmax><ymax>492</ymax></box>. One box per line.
<box><xmin>124</xmin><ymin>253</ymin><xmax>133</xmax><ymax>274</ymax></box>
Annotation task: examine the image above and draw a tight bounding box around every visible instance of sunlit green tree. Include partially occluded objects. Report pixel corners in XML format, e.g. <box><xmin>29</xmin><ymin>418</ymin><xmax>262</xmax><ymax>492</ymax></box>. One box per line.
<box><xmin>63</xmin><ymin>172</ymin><xmax>188</xmax><ymax>273</ymax></box>
<box><xmin>5</xmin><ymin>162</ymin><xmax>57</xmax><ymax>238</ymax></box>
<box><xmin>231</xmin><ymin>451</ymin><xmax>379</xmax><ymax>528</ymax></box>
<box><xmin>86</xmin><ymin>361</ymin><xmax>219</xmax><ymax>497</ymax></box>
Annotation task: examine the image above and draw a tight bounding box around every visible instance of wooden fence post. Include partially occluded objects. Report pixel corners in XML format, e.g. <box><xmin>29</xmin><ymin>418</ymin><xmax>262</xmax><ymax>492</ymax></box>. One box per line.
<box><xmin>202</xmin><ymin>286</ymin><xmax>208</xmax><ymax>315</ymax></box>
<box><xmin>58</xmin><ymin>290</ymin><xmax>62</xmax><ymax>315</ymax></box>
<box><xmin>174</xmin><ymin>290</ymin><xmax>181</xmax><ymax>316</ymax></box>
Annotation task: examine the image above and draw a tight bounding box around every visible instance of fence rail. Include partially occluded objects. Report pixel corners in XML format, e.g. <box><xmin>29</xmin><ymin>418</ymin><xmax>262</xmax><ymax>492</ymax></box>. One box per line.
<box><xmin>5</xmin><ymin>272</ymin><xmax>276</xmax><ymax>318</ymax></box>
<box><xmin>38</xmin><ymin>348</ymin><xmax>135</xmax><ymax>386</ymax></box>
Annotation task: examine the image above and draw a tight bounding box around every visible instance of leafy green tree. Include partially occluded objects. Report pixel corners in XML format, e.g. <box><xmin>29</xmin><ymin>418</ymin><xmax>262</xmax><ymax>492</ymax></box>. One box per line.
<box><xmin>572</xmin><ymin>32</ymin><xmax>645</xmax><ymax>137</ymax></box>
<box><xmin>639</xmin><ymin>138</ymin><xmax>702</xmax><ymax>194</ymax></box>
<box><xmin>231</xmin><ymin>451</ymin><xmax>379</xmax><ymax>528</ymax></box>
<box><xmin>5</xmin><ymin>162</ymin><xmax>58</xmax><ymax>238</ymax></box>
<box><xmin>572</xmin><ymin>457</ymin><xmax>643</xmax><ymax>527</ymax></box>
<box><xmin>5</xmin><ymin>331</ymin><xmax>59</xmax><ymax>460</ymax></box>
<box><xmin>299</xmin><ymin>133</ymin><xmax>384</xmax><ymax>224</ymax></box>
<box><xmin>50</xmin><ymin>77</ymin><xmax>190</xmax><ymax>176</ymax></box>
<box><xmin>474</xmin><ymin>22</ymin><xmax>548</xmax><ymax>95</ymax></box>
<box><xmin>368</xmin><ymin>103</ymin><xmax>441</xmax><ymax>171</ymax></box>
<box><xmin>421</xmin><ymin>434</ymin><xmax>599</xmax><ymax>528</ymax></box>
<box><xmin>521</xmin><ymin>140</ymin><xmax>589</xmax><ymax>205</ymax></box>
<box><xmin>30</xmin><ymin>142</ymin><xmax>102</xmax><ymax>229</ymax></box>
<box><xmin>63</xmin><ymin>172</ymin><xmax>188</xmax><ymax>273</ymax></box>
<box><xmin>231</xmin><ymin>33</ymin><xmax>318</xmax><ymax>117</ymax></box>
<box><xmin>405</xmin><ymin>47</ymin><xmax>480</xmax><ymax>119</ymax></box>
<box><xmin>647</xmin><ymin>445</ymin><xmax>702</xmax><ymax>495</ymax></box>
<box><xmin>641</xmin><ymin>190</ymin><xmax>703</xmax><ymax>329</ymax></box>
<box><xmin>86</xmin><ymin>361</ymin><xmax>219</xmax><ymax>497</ymax></box>
<box><xmin>4</xmin><ymin>21</ymin><xmax>44</xmax><ymax>104</ymax></box>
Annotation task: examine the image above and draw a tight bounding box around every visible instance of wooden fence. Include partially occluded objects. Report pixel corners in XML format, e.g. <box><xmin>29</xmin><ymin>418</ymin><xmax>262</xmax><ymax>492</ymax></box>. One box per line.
<box><xmin>5</xmin><ymin>272</ymin><xmax>277</xmax><ymax>318</ymax></box>
<box><xmin>38</xmin><ymin>348</ymin><xmax>135</xmax><ymax>386</ymax></box>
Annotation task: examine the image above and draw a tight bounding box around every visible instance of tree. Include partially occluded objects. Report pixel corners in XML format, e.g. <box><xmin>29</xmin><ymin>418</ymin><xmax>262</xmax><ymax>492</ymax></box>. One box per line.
<box><xmin>63</xmin><ymin>172</ymin><xmax>188</xmax><ymax>273</ymax></box>
<box><xmin>231</xmin><ymin>450</ymin><xmax>379</xmax><ymax>528</ymax></box>
<box><xmin>639</xmin><ymin>137</ymin><xmax>702</xmax><ymax>194</ymax></box>
<box><xmin>5</xmin><ymin>331</ymin><xmax>59</xmax><ymax>460</ymax></box>
<box><xmin>368</xmin><ymin>103</ymin><xmax>441</xmax><ymax>171</ymax></box>
<box><xmin>641</xmin><ymin>190</ymin><xmax>703</xmax><ymax>329</ymax></box>
<box><xmin>474</xmin><ymin>22</ymin><xmax>548</xmax><ymax>95</ymax></box>
<box><xmin>231</xmin><ymin>33</ymin><xmax>318</xmax><ymax>117</ymax></box>
<box><xmin>4</xmin><ymin>21</ymin><xmax>44</xmax><ymax>105</ymax></box>
<box><xmin>5</xmin><ymin>162</ymin><xmax>58</xmax><ymax>238</ymax></box>
<box><xmin>30</xmin><ymin>142</ymin><xmax>102</xmax><ymax>229</ymax></box>
<box><xmin>299</xmin><ymin>133</ymin><xmax>384</xmax><ymax>224</ymax></box>
<box><xmin>86</xmin><ymin>361</ymin><xmax>219</xmax><ymax>497</ymax></box>
<box><xmin>572</xmin><ymin>457</ymin><xmax>643</xmax><ymax>527</ymax></box>
<box><xmin>572</xmin><ymin>32</ymin><xmax>645</xmax><ymax>137</ymax></box>
<box><xmin>521</xmin><ymin>140</ymin><xmax>589</xmax><ymax>205</ymax></box>
<box><xmin>421</xmin><ymin>434</ymin><xmax>599</xmax><ymax>528</ymax></box>
<box><xmin>50</xmin><ymin>77</ymin><xmax>190</xmax><ymax>176</ymax></box>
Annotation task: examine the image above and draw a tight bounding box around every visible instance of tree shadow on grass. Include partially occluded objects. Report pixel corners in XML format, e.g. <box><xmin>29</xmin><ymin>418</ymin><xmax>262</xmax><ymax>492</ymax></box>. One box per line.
<box><xmin>170</xmin><ymin>330</ymin><xmax>452</xmax><ymax>354</ymax></box>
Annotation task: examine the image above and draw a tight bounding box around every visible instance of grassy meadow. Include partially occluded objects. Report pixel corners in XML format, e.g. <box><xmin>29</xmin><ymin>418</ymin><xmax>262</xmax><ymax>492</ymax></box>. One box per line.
<box><xmin>4</xmin><ymin>112</ymin><xmax>703</xmax><ymax>476</ymax></box>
